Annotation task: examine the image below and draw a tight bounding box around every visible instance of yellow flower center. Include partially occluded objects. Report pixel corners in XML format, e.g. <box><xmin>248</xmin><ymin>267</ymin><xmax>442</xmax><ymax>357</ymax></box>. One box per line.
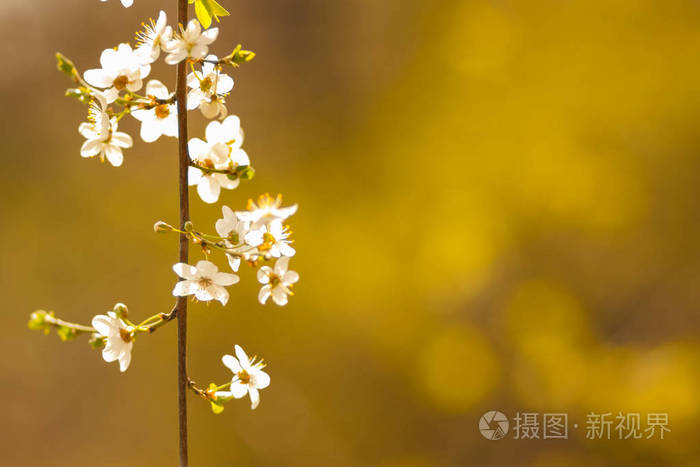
<box><xmin>258</xmin><ymin>232</ymin><xmax>277</xmax><ymax>251</ymax></box>
<box><xmin>268</xmin><ymin>272</ymin><xmax>281</xmax><ymax>287</ymax></box>
<box><xmin>155</xmin><ymin>104</ymin><xmax>171</xmax><ymax>119</ymax></box>
<box><xmin>237</xmin><ymin>369</ymin><xmax>251</xmax><ymax>384</ymax></box>
<box><xmin>198</xmin><ymin>277</ymin><xmax>213</xmax><ymax>288</ymax></box>
<box><xmin>200</xmin><ymin>77</ymin><xmax>213</xmax><ymax>93</ymax></box>
<box><xmin>119</xmin><ymin>328</ymin><xmax>133</xmax><ymax>343</ymax></box>
<box><xmin>200</xmin><ymin>157</ymin><xmax>215</xmax><ymax>169</ymax></box>
<box><xmin>113</xmin><ymin>75</ymin><xmax>129</xmax><ymax>90</ymax></box>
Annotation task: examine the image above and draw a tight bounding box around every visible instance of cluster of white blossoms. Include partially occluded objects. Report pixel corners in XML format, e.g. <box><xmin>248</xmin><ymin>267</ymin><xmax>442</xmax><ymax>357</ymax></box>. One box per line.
<box><xmin>33</xmin><ymin>2</ymin><xmax>288</xmax><ymax>413</ymax></box>
<box><xmin>171</xmin><ymin>193</ymin><xmax>299</xmax><ymax>307</ymax></box>
<box><xmin>75</xmin><ymin>11</ymin><xmax>242</xmax><ymax>178</ymax></box>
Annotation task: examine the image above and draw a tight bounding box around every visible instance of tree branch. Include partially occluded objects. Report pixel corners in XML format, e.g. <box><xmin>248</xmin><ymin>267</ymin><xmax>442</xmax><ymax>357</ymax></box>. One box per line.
<box><xmin>175</xmin><ymin>0</ymin><xmax>191</xmax><ymax>465</ymax></box>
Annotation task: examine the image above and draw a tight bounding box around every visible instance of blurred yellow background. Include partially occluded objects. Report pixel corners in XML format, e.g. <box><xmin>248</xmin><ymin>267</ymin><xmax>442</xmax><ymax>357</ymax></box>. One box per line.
<box><xmin>2</xmin><ymin>0</ymin><xmax>700</xmax><ymax>465</ymax></box>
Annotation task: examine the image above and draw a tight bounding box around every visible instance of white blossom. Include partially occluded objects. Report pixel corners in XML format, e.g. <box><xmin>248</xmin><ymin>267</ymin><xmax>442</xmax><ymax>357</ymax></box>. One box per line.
<box><xmin>99</xmin><ymin>0</ymin><xmax>134</xmax><ymax>7</ymax></box>
<box><xmin>245</xmin><ymin>220</ymin><xmax>295</xmax><ymax>258</ymax></box>
<box><xmin>200</xmin><ymin>95</ymin><xmax>229</xmax><ymax>120</ymax></box>
<box><xmin>172</xmin><ymin>260</ymin><xmax>239</xmax><ymax>305</ymax></box>
<box><xmin>131</xmin><ymin>80</ymin><xmax>178</xmax><ymax>142</ymax></box>
<box><xmin>215</xmin><ymin>205</ymin><xmax>251</xmax><ymax>272</ymax></box>
<box><xmin>188</xmin><ymin>116</ymin><xmax>249</xmax><ymax>203</ymax></box>
<box><xmin>135</xmin><ymin>10</ymin><xmax>173</xmax><ymax>64</ymax></box>
<box><xmin>237</xmin><ymin>193</ymin><xmax>298</xmax><ymax>229</ymax></box>
<box><xmin>164</xmin><ymin>19</ymin><xmax>218</xmax><ymax>65</ymax></box>
<box><xmin>217</xmin><ymin>345</ymin><xmax>270</xmax><ymax>410</ymax></box>
<box><xmin>91</xmin><ymin>311</ymin><xmax>134</xmax><ymax>372</ymax></box>
<box><xmin>84</xmin><ymin>43</ymin><xmax>150</xmax><ymax>103</ymax></box>
<box><xmin>79</xmin><ymin>94</ymin><xmax>133</xmax><ymax>167</ymax></box>
<box><xmin>257</xmin><ymin>256</ymin><xmax>299</xmax><ymax>306</ymax></box>
<box><xmin>186</xmin><ymin>54</ymin><xmax>233</xmax><ymax>119</ymax></box>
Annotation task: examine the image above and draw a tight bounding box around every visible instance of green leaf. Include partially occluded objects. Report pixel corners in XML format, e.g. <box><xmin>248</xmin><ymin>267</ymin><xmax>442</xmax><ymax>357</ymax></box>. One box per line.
<box><xmin>194</xmin><ymin>0</ymin><xmax>230</xmax><ymax>29</ymax></box>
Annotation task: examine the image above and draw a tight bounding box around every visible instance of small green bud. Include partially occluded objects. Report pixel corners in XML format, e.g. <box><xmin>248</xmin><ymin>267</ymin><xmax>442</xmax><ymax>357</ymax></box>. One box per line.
<box><xmin>154</xmin><ymin>221</ymin><xmax>175</xmax><ymax>233</ymax></box>
<box><xmin>236</xmin><ymin>165</ymin><xmax>255</xmax><ymax>180</ymax></box>
<box><xmin>28</xmin><ymin>310</ymin><xmax>50</xmax><ymax>334</ymax></box>
<box><xmin>89</xmin><ymin>333</ymin><xmax>106</xmax><ymax>349</ymax></box>
<box><xmin>56</xmin><ymin>326</ymin><xmax>78</xmax><ymax>342</ymax></box>
<box><xmin>210</xmin><ymin>400</ymin><xmax>225</xmax><ymax>414</ymax></box>
<box><xmin>207</xmin><ymin>383</ymin><xmax>229</xmax><ymax>414</ymax></box>
<box><xmin>113</xmin><ymin>303</ymin><xmax>128</xmax><ymax>319</ymax></box>
<box><xmin>65</xmin><ymin>87</ymin><xmax>91</xmax><ymax>104</ymax></box>
<box><xmin>56</xmin><ymin>53</ymin><xmax>76</xmax><ymax>76</ymax></box>
<box><xmin>221</xmin><ymin>45</ymin><xmax>256</xmax><ymax>67</ymax></box>
<box><xmin>232</xmin><ymin>45</ymin><xmax>255</xmax><ymax>64</ymax></box>
<box><xmin>184</xmin><ymin>221</ymin><xmax>194</xmax><ymax>232</ymax></box>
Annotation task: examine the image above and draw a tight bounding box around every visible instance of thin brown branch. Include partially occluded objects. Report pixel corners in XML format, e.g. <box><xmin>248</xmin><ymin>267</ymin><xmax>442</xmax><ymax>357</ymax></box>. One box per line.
<box><xmin>175</xmin><ymin>0</ymin><xmax>191</xmax><ymax>465</ymax></box>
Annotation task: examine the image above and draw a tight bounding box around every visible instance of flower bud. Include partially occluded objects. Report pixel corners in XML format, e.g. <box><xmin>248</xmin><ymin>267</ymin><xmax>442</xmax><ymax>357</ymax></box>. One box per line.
<box><xmin>154</xmin><ymin>221</ymin><xmax>174</xmax><ymax>233</ymax></box>
<box><xmin>113</xmin><ymin>303</ymin><xmax>128</xmax><ymax>319</ymax></box>
<box><xmin>89</xmin><ymin>333</ymin><xmax>106</xmax><ymax>349</ymax></box>
<box><xmin>55</xmin><ymin>53</ymin><xmax>76</xmax><ymax>76</ymax></box>
<box><xmin>230</xmin><ymin>45</ymin><xmax>255</xmax><ymax>64</ymax></box>
<box><xmin>236</xmin><ymin>165</ymin><xmax>255</xmax><ymax>180</ymax></box>
<box><xmin>184</xmin><ymin>221</ymin><xmax>194</xmax><ymax>232</ymax></box>
<box><xmin>28</xmin><ymin>310</ymin><xmax>50</xmax><ymax>334</ymax></box>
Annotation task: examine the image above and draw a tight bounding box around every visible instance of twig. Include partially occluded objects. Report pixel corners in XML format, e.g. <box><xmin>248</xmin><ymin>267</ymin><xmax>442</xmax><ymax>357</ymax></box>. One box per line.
<box><xmin>175</xmin><ymin>0</ymin><xmax>191</xmax><ymax>465</ymax></box>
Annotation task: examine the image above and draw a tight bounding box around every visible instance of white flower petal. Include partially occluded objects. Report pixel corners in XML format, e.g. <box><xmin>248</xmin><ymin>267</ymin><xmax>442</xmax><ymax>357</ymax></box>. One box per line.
<box><xmin>102</xmin><ymin>348</ymin><xmax>119</xmax><ymax>363</ymax></box>
<box><xmin>194</xmin><ymin>287</ymin><xmax>214</xmax><ymax>302</ymax></box>
<box><xmin>283</xmin><ymin>270</ymin><xmax>299</xmax><ymax>284</ymax></box>
<box><xmin>195</xmin><ymin>260</ymin><xmax>218</xmax><ymax>276</ymax></box>
<box><xmin>196</xmin><ymin>175</ymin><xmax>221</xmax><ymax>204</ymax></box>
<box><xmin>230</xmin><ymin>381</ymin><xmax>248</xmax><ymax>399</ymax></box>
<box><xmin>271</xmin><ymin>287</ymin><xmax>289</xmax><ymax>306</ymax></box>
<box><xmin>209</xmin><ymin>285</ymin><xmax>230</xmax><ymax>305</ymax></box>
<box><xmin>200</xmin><ymin>27</ymin><xmax>219</xmax><ymax>44</ymax></box>
<box><xmin>274</xmin><ymin>256</ymin><xmax>290</xmax><ymax>275</ymax></box>
<box><xmin>222</xmin><ymin>354</ymin><xmax>242</xmax><ymax>373</ymax></box>
<box><xmin>258</xmin><ymin>284</ymin><xmax>272</xmax><ymax>304</ymax></box>
<box><xmin>235</xmin><ymin>345</ymin><xmax>251</xmax><ymax>368</ymax></box>
<box><xmin>81</xmin><ymin>139</ymin><xmax>102</xmax><ymax>158</ymax></box>
<box><xmin>248</xmin><ymin>387</ymin><xmax>260</xmax><ymax>410</ymax></box>
<box><xmin>84</xmin><ymin>69</ymin><xmax>113</xmax><ymax>88</ymax></box>
<box><xmin>257</xmin><ymin>267</ymin><xmax>272</xmax><ymax>284</ymax></box>
<box><xmin>104</xmin><ymin>145</ymin><xmax>124</xmax><ymax>167</ymax></box>
<box><xmin>111</xmin><ymin>131</ymin><xmax>133</xmax><ymax>148</ymax></box>
<box><xmin>91</xmin><ymin>315</ymin><xmax>114</xmax><ymax>336</ymax></box>
<box><xmin>145</xmin><ymin>80</ymin><xmax>169</xmax><ymax>99</ymax></box>
<box><xmin>118</xmin><ymin>345</ymin><xmax>133</xmax><ymax>372</ymax></box>
<box><xmin>212</xmin><ymin>271</ymin><xmax>239</xmax><ymax>287</ymax></box>
<box><xmin>173</xmin><ymin>262</ymin><xmax>199</xmax><ymax>280</ymax></box>
<box><xmin>226</xmin><ymin>254</ymin><xmax>241</xmax><ymax>272</ymax></box>
<box><xmin>254</xmin><ymin>370</ymin><xmax>270</xmax><ymax>389</ymax></box>
<box><xmin>172</xmin><ymin>280</ymin><xmax>199</xmax><ymax>297</ymax></box>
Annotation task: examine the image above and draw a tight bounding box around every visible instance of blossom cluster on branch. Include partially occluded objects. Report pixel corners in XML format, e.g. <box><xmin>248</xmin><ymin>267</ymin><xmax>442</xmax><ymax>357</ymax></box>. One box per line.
<box><xmin>30</xmin><ymin>1</ymin><xmax>294</xmax><ymax>414</ymax></box>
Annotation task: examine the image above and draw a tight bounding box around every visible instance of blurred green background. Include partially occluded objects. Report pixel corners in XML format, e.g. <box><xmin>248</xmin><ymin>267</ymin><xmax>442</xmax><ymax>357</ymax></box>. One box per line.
<box><xmin>2</xmin><ymin>0</ymin><xmax>700</xmax><ymax>465</ymax></box>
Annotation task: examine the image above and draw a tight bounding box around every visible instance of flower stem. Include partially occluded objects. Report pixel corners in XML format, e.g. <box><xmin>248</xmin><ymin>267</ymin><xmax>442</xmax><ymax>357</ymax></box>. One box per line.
<box><xmin>43</xmin><ymin>314</ymin><xmax>95</xmax><ymax>333</ymax></box>
<box><xmin>176</xmin><ymin>0</ymin><xmax>191</xmax><ymax>465</ymax></box>
<box><xmin>187</xmin><ymin>379</ymin><xmax>232</xmax><ymax>400</ymax></box>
